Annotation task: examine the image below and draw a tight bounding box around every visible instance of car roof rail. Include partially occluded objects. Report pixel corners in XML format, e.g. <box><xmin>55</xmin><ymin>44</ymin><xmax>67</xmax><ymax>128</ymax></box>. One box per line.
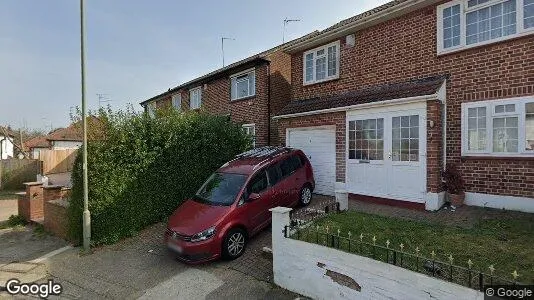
<box><xmin>235</xmin><ymin>146</ymin><xmax>292</xmax><ymax>160</ymax></box>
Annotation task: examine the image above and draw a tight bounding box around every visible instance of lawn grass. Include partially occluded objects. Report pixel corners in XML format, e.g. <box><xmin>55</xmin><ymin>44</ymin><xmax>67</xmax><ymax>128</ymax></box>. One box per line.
<box><xmin>0</xmin><ymin>190</ymin><xmax>22</xmax><ymax>200</ymax></box>
<box><xmin>300</xmin><ymin>211</ymin><xmax>534</xmax><ymax>285</ymax></box>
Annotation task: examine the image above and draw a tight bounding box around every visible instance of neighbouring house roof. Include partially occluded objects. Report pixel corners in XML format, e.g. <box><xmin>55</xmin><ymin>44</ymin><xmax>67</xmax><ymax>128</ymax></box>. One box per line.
<box><xmin>283</xmin><ymin>0</ymin><xmax>440</xmax><ymax>53</ymax></box>
<box><xmin>24</xmin><ymin>136</ymin><xmax>50</xmax><ymax>149</ymax></box>
<box><xmin>0</xmin><ymin>126</ymin><xmax>16</xmax><ymax>137</ymax></box>
<box><xmin>139</xmin><ymin>31</ymin><xmax>320</xmax><ymax>107</ymax></box>
<box><xmin>46</xmin><ymin>126</ymin><xmax>82</xmax><ymax>142</ymax></box>
<box><xmin>275</xmin><ymin>75</ymin><xmax>447</xmax><ymax>117</ymax></box>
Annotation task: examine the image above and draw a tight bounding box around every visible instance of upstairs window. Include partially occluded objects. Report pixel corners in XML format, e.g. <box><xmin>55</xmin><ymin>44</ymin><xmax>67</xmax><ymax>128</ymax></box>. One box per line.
<box><xmin>147</xmin><ymin>102</ymin><xmax>156</xmax><ymax>117</ymax></box>
<box><xmin>438</xmin><ymin>0</ymin><xmax>534</xmax><ymax>54</ymax></box>
<box><xmin>231</xmin><ymin>69</ymin><xmax>255</xmax><ymax>100</ymax></box>
<box><xmin>303</xmin><ymin>41</ymin><xmax>339</xmax><ymax>85</ymax></box>
<box><xmin>189</xmin><ymin>87</ymin><xmax>202</xmax><ymax>109</ymax></box>
<box><xmin>462</xmin><ymin>97</ymin><xmax>534</xmax><ymax>156</ymax></box>
<box><xmin>172</xmin><ymin>94</ymin><xmax>181</xmax><ymax>110</ymax></box>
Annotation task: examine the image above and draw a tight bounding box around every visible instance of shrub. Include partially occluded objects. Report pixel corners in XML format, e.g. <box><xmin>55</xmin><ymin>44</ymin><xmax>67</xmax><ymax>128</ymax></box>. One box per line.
<box><xmin>68</xmin><ymin>107</ymin><xmax>251</xmax><ymax>245</ymax></box>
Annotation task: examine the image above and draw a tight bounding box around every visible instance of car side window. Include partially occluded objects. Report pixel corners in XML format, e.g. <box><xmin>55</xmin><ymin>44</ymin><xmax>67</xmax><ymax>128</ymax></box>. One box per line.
<box><xmin>267</xmin><ymin>164</ymin><xmax>282</xmax><ymax>186</ymax></box>
<box><xmin>247</xmin><ymin>171</ymin><xmax>268</xmax><ymax>195</ymax></box>
<box><xmin>279</xmin><ymin>157</ymin><xmax>295</xmax><ymax>178</ymax></box>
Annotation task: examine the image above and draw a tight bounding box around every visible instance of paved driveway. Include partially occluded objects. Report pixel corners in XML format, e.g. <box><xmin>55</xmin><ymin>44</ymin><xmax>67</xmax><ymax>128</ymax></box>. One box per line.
<box><xmin>36</xmin><ymin>223</ymin><xmax>298</xmax><ymax>300</ymax></box>
<box><xmin>0</xmin><ymin>196</ymin><xmax>334</xmax><ymax>299</ymax></box>
<box><xmin>0</xmin><ymin>200</ymin><xmax>17</xmax><ymax>222</ymax></box>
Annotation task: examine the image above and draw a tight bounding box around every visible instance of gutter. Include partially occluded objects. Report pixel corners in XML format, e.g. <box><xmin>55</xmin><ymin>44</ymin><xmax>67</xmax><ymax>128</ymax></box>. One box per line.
<box><xmin>283</xmin><ymin>0</ymin><xmax>440</xmax><ymax>53</ymax></box>
<box><xmin>272</xmin><ymin>93</ymin><xmax>439</xmax><ymax>120</ymax></box>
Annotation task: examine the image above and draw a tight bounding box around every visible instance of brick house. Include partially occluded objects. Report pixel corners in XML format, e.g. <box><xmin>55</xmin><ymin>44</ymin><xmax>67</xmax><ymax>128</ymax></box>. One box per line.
<box><xmin>139</xmin><ymin>34</ymin><xmax>317</xmax><ymax>147</ymax></box>
<box><xmin>274</xmin><ymin>0</ymin><xmax>534</xmax><ymax>212</ymax></box>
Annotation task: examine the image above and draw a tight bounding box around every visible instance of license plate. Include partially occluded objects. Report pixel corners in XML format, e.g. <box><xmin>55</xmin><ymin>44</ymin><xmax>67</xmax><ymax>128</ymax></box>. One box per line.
<box><xmin>167</xmin><ymin>242</ymin><xmax>182</xmax><ymax>253</ymax></box>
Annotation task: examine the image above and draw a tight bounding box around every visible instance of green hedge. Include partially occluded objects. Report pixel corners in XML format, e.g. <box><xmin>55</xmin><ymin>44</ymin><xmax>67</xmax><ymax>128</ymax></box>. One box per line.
<box><xmin>68</xmin><ymin>109</ymin><xmax>251</xmax><ymax>245</ymax></box>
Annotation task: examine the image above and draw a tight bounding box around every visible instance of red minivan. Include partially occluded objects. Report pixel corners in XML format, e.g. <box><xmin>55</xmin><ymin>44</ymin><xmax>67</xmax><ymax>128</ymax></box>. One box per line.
<box><xmin>165</xmin><ymin>146</ymin><xmax>315</xmax><ymax>263</ymax></box>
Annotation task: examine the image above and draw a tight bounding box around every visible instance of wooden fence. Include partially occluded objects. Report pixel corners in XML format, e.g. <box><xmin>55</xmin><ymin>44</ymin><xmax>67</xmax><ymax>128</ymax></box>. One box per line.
<box><xmin>0</xmin><ymin>159</ymin><xmax>41</xmax><ymax>190</ymax></box>
<box><xmin>39</xmin><ymin>149</ymin><xmax>78</xmax><ymax>175</ymax></box>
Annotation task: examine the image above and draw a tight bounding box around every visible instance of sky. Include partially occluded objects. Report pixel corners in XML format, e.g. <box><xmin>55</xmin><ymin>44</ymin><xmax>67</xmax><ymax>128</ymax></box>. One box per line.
<box><xmin>0</xmin><ymin>0</ymin><xmax>389</xmax><ymax>131</ymax></box>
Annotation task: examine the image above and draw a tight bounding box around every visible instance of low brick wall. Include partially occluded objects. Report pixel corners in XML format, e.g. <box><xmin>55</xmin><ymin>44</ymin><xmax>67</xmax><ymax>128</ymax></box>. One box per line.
<box><xmin>44</xmin><ymin>199</ymin><xmax>69</xmax><ymax>240</ymax></box>
<box><xmin>18</xmin><ymin>182</ymin><xmax>44</xmax><ymax>222</ymax></box>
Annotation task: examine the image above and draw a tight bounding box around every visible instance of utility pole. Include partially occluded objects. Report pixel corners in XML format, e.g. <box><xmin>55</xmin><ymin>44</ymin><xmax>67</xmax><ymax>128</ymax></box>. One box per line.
<box><xmin>221</xmin><ymin>37</ymin><xmax>235</xmax><ymax>67</ymax></box>
<box><xmin>283</xmin><ymin>18</ymin><xmax>301</xmax><ymax>43</ymax></box>
<box><xmin>80</xmin><ymin>0</ymin><xmax>91</xmax><ymax>253</ymax></box>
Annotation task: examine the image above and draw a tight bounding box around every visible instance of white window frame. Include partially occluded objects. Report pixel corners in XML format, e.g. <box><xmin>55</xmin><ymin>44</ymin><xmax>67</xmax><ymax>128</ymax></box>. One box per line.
<box><xmin>147</xmin><ymin>101</ymin><xmax>156</xmax><ymax>117</ymax></box>
<box><xmin>242</xmin><ymin>124</ymin><xmax>256</xmax><ymax>147</ymax></box>
<box><xmin>189</xmin><ymin>87</ymin><xmax>202</xmax><ymax>109</ymax></box>
<box><xmin>461</xmin><ymin>96</ymin><xmax>534</xmax><ymax>156</ymax></box>
<box><xmin>172</xmin><ymin>93</ymin><xmax>181</xmax><ymax>111</ymax></box>
<box><xmin>437</xmin><ymin>0</ymin><xmax>534</xmax><ymax>55</ymax></box>
<box><xmin>230</xmin><ymin>68</ymin><xmax>256</xmax><ymax>100</ymax></box>
<box><xmin>302</xmin><ymin>40</ymin><xmax>340</xmax><ymax>85</ymax></box>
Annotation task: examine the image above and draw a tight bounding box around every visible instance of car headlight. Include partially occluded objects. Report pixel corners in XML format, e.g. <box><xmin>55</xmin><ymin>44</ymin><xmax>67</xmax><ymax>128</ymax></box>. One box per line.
<box><xmin>190</xmin><ymin>226</ymin><xmax>216</xmax><ymax>242</ymax></box>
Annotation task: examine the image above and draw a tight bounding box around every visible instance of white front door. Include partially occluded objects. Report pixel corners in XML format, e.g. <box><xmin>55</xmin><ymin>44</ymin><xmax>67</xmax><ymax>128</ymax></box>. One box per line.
<box><xmin>287</xmin><ymin>127</ymin><xmax>336</xmax><ymax>196</ymax></box>
<box><xmin>346</xmin><ymin>106</ymin><xmax>427</xmax><ymax>202</ymax></box>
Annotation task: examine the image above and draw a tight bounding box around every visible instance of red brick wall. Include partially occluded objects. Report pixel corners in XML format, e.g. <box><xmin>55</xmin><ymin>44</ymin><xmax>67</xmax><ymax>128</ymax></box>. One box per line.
<box><xmin>267</xmin><ymin>51</ymin><xmax>293</xmax><ymax>145</ymax></box>
<box><xmin>277</xmin><ymin>112</ymin><xmax>346</xmax><ymax>182</ymax></box>
<box><xmin>44</xmin><ymin>200</ymin><xmax>69</xmax><ymax>240</ymax></box>
<box><xmin>287</xmin><ymin>2</ymin><xmax>534</xmax><ymax>198</ymax></box>
<box><xmin>427</xmin><ymin>100</ymin><xmax>444</xmax><ymax>193</ymax></box>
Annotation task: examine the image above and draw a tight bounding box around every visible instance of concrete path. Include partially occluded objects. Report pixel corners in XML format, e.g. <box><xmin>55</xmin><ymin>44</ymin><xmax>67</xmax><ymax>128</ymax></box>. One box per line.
<box><xmin>0</xmin><ymin>200</ymin><xmax>17</xmax><ymax>222</ymax></box>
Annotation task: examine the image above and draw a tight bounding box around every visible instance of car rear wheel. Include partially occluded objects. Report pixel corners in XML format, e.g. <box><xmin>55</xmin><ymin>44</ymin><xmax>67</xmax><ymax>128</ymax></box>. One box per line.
<box><xmin>299</xmin><ymin>185</ymin><xmax>312</xmax><ymax>206</ymax></box>
<box><xmin>222</xmin><ymin>228</ymin><xmax>247</xmax><ymax>260</ymax></box>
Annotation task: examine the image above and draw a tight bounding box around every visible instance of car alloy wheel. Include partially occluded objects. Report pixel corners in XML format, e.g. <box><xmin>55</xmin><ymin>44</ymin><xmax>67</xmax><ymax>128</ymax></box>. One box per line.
<box><xmin>300</xmin><ymin>186</ymin><xmax>312</xmax><ymax>206</ymax></box>
<box><xmin>228</xmin><ymin>232</ymin><xmax>245</xmax><ymax>257</ymax></box>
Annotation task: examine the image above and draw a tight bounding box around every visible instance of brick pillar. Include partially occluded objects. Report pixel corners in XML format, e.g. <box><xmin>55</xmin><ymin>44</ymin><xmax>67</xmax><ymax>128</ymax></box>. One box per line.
<box><xmin>18</xmin><ymin>182</ymin><xmax>44</xmax><ymax>222</ymax></box>
<box><xmin>43</xmin><ymin>185</ymin><xmax>63</xmax><ymax>202</ymax></box>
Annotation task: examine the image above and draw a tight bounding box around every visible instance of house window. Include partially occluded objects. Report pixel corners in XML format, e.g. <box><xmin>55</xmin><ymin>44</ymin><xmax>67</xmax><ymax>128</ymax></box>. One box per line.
<box><xmin>462</xmin><ymin>97</ymin><xmax>534</xmax><ymax>156</ymax></box>
<box><xmin>303</xmin><ymin>41</ymin><xmax>339</xmax><ymax>85</ymax></box>
<box><xmin>147</xmin><ymin>102</ymin><xmax>156</xmax><ymax>117</ymax></box>
<box><xmin>348</xmin><ymin>118</ymin><xmax>384</xmax><ymax>160</ymax></box>
<box><xmin>526</xmin><ymin>0</ymin><xmax>534</xmax><ymax>28</ymax></box>
<box><xmin>437</xmin><ymin>0</ymin><xmax>534</xmax><ymax>54</ymax></box>
<box><xmin>189</xmin><ymin>87</ymin><xmax>202</xmax><ymax>109</ymax></box>
<box><xmin>526</xmin><ymin>102</ymin><xmax>534</xmax><ymax>150</ymax></box>
<box><xmin>467</xmin><ymin>107</ymin><xmax>487</xmax><ymax>150</ymax></box>
<box><xmin>172</xmin><ymin>94</ymin><xmax>181</xmax><ymax>110</ymax></box>
<box><xmin>242</xmin><ymin>124</ymin><xmax>256</xmax><ymax>147</ymax></box>
<box><xmin>231</xmin><ymin>69</ymin><xmax>255</xmax><ymax>100</ymax></box>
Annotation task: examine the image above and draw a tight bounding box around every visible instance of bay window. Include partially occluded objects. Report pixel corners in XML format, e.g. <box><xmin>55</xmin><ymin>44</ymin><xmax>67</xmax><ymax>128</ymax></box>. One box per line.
<box><xmin>437</xmin><ymin>0</ymin><xmax>534</xmax><ymax>54</ymax></box>
<box><xmin>462</xmin><ymin>97</ymin><xmax>534</xmax><ymax>156</ymax></box>
<box><xmin>303</xmin><ymin>41</ymin><xmax>339</xmax><ymax>85</ymax></box>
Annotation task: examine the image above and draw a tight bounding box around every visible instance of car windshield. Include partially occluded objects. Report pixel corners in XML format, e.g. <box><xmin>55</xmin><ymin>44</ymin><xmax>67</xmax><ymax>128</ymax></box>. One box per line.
<box><xmin>194</xmin><ymin>172</ymin><xmax>247</xmax><ymax>206</ymax></box>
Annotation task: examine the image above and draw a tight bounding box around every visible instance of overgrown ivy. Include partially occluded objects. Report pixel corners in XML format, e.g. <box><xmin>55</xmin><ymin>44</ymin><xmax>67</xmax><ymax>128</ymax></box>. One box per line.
<box><xmin>68</xmin><ymin>107</ymin><xmax>251</xmax><ymax>245</ymax></box>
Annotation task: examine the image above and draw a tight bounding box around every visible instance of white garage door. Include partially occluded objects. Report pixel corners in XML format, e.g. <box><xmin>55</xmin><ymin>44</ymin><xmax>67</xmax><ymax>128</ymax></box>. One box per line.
<box><xmin>287</xmin><ymin>127</ymin><xmax>336</xmax><ymax>196</ymax></box>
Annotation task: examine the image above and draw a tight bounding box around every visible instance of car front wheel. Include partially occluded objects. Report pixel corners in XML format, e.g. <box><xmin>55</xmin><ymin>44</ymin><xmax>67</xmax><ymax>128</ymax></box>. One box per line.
<box><xmin>222</xmin><ymin>228</ymin><xmax>247</xmax><ymax>260</ymax></box>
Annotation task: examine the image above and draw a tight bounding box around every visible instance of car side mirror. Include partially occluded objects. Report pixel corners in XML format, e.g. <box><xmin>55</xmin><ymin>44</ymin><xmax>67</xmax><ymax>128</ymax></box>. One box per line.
<box><xmin>247</xmin><ymin>193</ymin><xmax>260</xmax><ymax>202</ymax></box>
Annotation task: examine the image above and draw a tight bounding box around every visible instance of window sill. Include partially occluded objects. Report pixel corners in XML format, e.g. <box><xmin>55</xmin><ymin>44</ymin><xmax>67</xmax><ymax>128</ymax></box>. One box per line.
<box><xmin>303</xmin><ymin>76</ymin><xmax>339</xmax><ymax>87</ymax></box>
<box><xmin>437</xmin><ymin>30</ymin><xmax>534</xmax><ymax>57</ymax></box>
<box><xmin>461</xmin><ymin>155</ymin><xmax>534</xmax><ymax>161</ymax></box>
<box><xmin>230</xmin><ymin>95</ymin><xmax>256</xmax><ymax>103</ymax></box>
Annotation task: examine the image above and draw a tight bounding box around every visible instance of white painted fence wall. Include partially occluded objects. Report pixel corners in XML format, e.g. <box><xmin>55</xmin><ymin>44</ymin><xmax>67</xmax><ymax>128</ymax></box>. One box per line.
<box><xmin>270</xmin><ymin>207</ymin><xmax>485</xmax><ymax>300</ymax></box>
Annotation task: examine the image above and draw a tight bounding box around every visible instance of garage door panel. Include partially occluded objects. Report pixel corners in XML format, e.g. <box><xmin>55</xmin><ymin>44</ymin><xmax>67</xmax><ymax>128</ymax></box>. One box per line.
<box><xmin>288</xmin><ymin>128</ymin><xmax>336</xmax><ymax>196</ymax></box>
